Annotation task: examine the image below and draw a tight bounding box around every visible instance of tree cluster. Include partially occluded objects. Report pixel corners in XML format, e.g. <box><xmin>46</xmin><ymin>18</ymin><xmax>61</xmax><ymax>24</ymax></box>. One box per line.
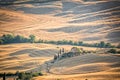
<box><xmin>46</xmin><ymin>40</ymin><xmax>115</xmax><ymax>48</ymax></box>
<box><xmin>0</xmin><ymin>34</ymin><xmax>118</xmax><ymax>48</ymax></box>
<box><xmin>107</xmin><ymin>49</ymin><xmax>120</xmax><ymax>54</ymax></box>
<box><xmin>0</xmin><ymin>71</ymin><xmax>42</xmax><ymax>80</ymax></box>
<box><xmin>0</xmin><ymin>34</ymin><xmax>35</xmax><ymax>44</ymax></box>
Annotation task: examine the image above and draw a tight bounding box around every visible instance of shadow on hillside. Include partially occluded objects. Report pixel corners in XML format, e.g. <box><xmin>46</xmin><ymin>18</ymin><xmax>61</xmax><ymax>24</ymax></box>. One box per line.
<box><xmin>9</xmin><ymin>49</ymin><xmax>57</xmax><ymax>57</ymax></box>
<box><xmin>46</xmin><ymin>25</ymin><xmax>106</xmax><ymax>33</ymax></box>
<box><xmin>106</xmin><ymin>31</ymin><xmax>120</xmax><ymax>43</ymax></box>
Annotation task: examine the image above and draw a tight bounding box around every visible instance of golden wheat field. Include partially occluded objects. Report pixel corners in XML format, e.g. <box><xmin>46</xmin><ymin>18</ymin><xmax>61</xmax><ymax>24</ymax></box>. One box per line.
<box><xmin>0</xmin><ymin>0</ymin><xmax>120</xmax><ymax>80</ymax></box>
<box><xmin>0</xmin><ymin>0</ymin><xmax>120</xmax><ymax>44</ymax></box>
<box><xmin>0</xmin><ymin>43</ymin><xmax>119</xmax><ymax>80</ymax></box>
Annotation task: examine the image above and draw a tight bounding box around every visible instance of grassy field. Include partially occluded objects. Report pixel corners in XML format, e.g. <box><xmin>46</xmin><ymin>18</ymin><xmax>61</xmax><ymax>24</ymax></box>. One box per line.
<box><xmin>0</xmin><ymin>43</ymin><xmax>102</xmax><ymax>73</ymax></box>
<box><xmin>0</xmin><ymin>43</ymin><xmax>58</xmax><ymax>73</ymax></box>
<box><xmin>0</xmin><ymin>43</ymin><xmax>120</xmax><ymax>80</ymax></box>
<box><xmin>0</xmin><ymin>0</ymin><xmax>120</xmax><ymax>80</ymax></box>
<box><xmin>0</xmin><ymin>0</ymin><xmax>120</xmax><ymax>44</ymax></box>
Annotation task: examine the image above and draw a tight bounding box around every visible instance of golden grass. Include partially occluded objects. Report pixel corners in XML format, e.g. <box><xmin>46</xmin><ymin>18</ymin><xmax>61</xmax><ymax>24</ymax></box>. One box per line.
<box><xmin>0</xmin><ymin>43</ymin><xmax>96</xmax><ymax>73</ymax></box>
<box><xmin>0</xmin><ymin>43</ymin><xmax>120</xmax><ymax>80</ymax></box>
<box><xmin>34</xmin><ymin>53</ymin><xmax>120</xmax><ymax>80</ymax></box>
<box><xmin>34</xmin><ymin>71</ymin><xmax>120</xmax><ymax>80</ymax></box>
<box><xmin>0</xmin><ymin>5</ymin><xmax>119</xmax><ymax>44</ymax></box>
<box><xmin>0</xmin><ymin>43</ymin><xmax>105</xmax><ymax>73</ymax></box>
<box><xmin>0</xmin><ymin>43</ymin><xmax>58</xmax><ymax>73</ymax></box>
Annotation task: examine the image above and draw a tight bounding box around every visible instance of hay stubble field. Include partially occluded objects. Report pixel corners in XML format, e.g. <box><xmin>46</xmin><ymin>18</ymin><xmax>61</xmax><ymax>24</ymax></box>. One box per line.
<box><xmin>0</xmin><ymin>0</ymin><xmax>120</xmax><ymax>80</ymax></box>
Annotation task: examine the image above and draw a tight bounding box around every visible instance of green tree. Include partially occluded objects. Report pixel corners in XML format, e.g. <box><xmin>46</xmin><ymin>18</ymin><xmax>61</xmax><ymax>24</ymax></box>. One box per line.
<box><xmin>105</xmin><ymin>43</ymin><xmax>111</xmax><ymax>48</ymax></box>
<box><xmin>0</xmin><ymin>39</ymin><xmax>3</xmax><ymax>44</ymax></box>
<box><xmin>2</xmin><ymin>34</ymin><xmax>14</xmax><ymax>43</ymax></box>
<box><xmin>94</xmin><ymin>43</ymin><xmax>98</xmax><ymax>47</ymax></box>
<box><xmin>74</xmin><ymin>42</ymin><xmax>78</xmax><ymax>45</ymax></box>
<box><xmin>68</xmin><ymin>40</ymin><xmax>73</xmax><ymax>45</ymax></box>
<box><xmin>18</xmin><ymin>72</ymin><xmax>25</xmax><ymax>80</ymax></box>
<box><xmin>78</xmin><ymin>41</ymin><xmax>83</xmax><ymax>46</ymax></box>
<box><xmin>29</xmin><ymin>34</ymin><xmax>35</xmax><ymax>43</ymax></box>
<box><xmin>57</xmin><ymin>40</ymin><xmax>63</xmax><ymax>44</ymax></box>
<box><xmin>108</xmin><ymin>49</ymin><xmax>116</xmax><ymax>54</ymax></box>
<box><xmin>62</xmin><ymin>40</ymin><xmax>68</xmax><ymax>44</ymax></box>
<box><xmin>37</xmin><ymin>39</ymin><xmax>43</xmax><ymax>43</ymax></box>
<box><xmin>99</xmin><ymin>41</ymin><xmax>105</xmax><ymax>48</ymax></box>
<box><xmin>14</xmin><ymin>35</ymin><xmax>23</xmax><ymax>43</ymax></box>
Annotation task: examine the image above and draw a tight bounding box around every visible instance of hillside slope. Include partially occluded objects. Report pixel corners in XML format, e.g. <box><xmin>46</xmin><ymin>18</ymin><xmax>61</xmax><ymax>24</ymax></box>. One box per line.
<box><xmin>51</xmin><ymin>53</ymin><xmax>120</xmax><ymax>74</ymax></box>
<box><xmin>0</xmin><ymin>0</ymin><xmax>120</xmax><ymax>43</ymax></box>
<box><xmin>34</xmin><ymin>53</ymin><xmax>120</xmax><ymax>80</ymax></box>
<box><xmin>0</xmin><ymin>43</ymin><xmax>58</xmax><ymax>73</ymax></box>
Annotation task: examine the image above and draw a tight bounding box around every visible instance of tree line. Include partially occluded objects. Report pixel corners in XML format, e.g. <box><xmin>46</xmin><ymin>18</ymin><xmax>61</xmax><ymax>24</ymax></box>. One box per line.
<box><xmin>0</xmin><ymin>34</ymin><xmax>35</xmax><ymax>44</ymax></box>
<box><xmin>0</xmin><ymin>71</ymin><xmax>42</xmax><ymax>80</ymax></box>
<box><xmin>0</xmin><ymin>34</ymin><xmax>120</xmax><ymax>48</ymax></box>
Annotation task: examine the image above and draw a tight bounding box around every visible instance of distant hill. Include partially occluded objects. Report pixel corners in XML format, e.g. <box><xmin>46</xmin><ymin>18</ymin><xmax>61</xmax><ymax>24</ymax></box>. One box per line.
<box><xmin>51</xmin><ymin>53</ymin><xmax>120</xmax><ymax>74</ymax></box>
<box><xmin>0</xmin><ymin>0</ymin><xmax>120</xmax><ymax>44</ymax></box>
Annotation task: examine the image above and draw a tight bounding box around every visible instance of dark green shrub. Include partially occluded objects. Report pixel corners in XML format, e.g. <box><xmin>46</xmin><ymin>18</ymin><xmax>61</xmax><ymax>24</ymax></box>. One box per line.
<box><xmin>107</xmin><ymin>49</ymin><xmax>117</xmax><ymax>54</ymax></box>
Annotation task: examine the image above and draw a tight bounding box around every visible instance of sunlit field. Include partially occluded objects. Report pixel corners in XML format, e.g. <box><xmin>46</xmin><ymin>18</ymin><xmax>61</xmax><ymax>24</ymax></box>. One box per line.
<box><xmin>0</xmin><ymin>0</ymin><xmax>120</xmax><ymax>80</ymax></box>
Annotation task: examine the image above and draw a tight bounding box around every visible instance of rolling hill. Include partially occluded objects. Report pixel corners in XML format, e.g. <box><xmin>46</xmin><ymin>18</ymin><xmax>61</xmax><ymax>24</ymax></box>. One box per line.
<box><xmin>0</xmin><ymin>0</ymin><xmax>120</xmax><ymax>44</ymax></box>
<box><xmin>51</xmin><ymin>53</ymin><xmax>120</xmax><ymax>74</ymax></box>
<box><xmin>0</xmin><ymin>1</ymin><xmax>120</xmax><ymax>80</ymax></box>
<box><xmin>0</xmin><ymin>43</ymin><xmax>58</xmax><ymax>73</ymax></box>
<box><xmin>0</xmin><ymin>43</ymin><xmax>120</xmax><ymax>80</ymax></box>
<box><xmin>34</xmin><ymin>52</ymin><xmax>120</xmax><ymax>80</ymax></box>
